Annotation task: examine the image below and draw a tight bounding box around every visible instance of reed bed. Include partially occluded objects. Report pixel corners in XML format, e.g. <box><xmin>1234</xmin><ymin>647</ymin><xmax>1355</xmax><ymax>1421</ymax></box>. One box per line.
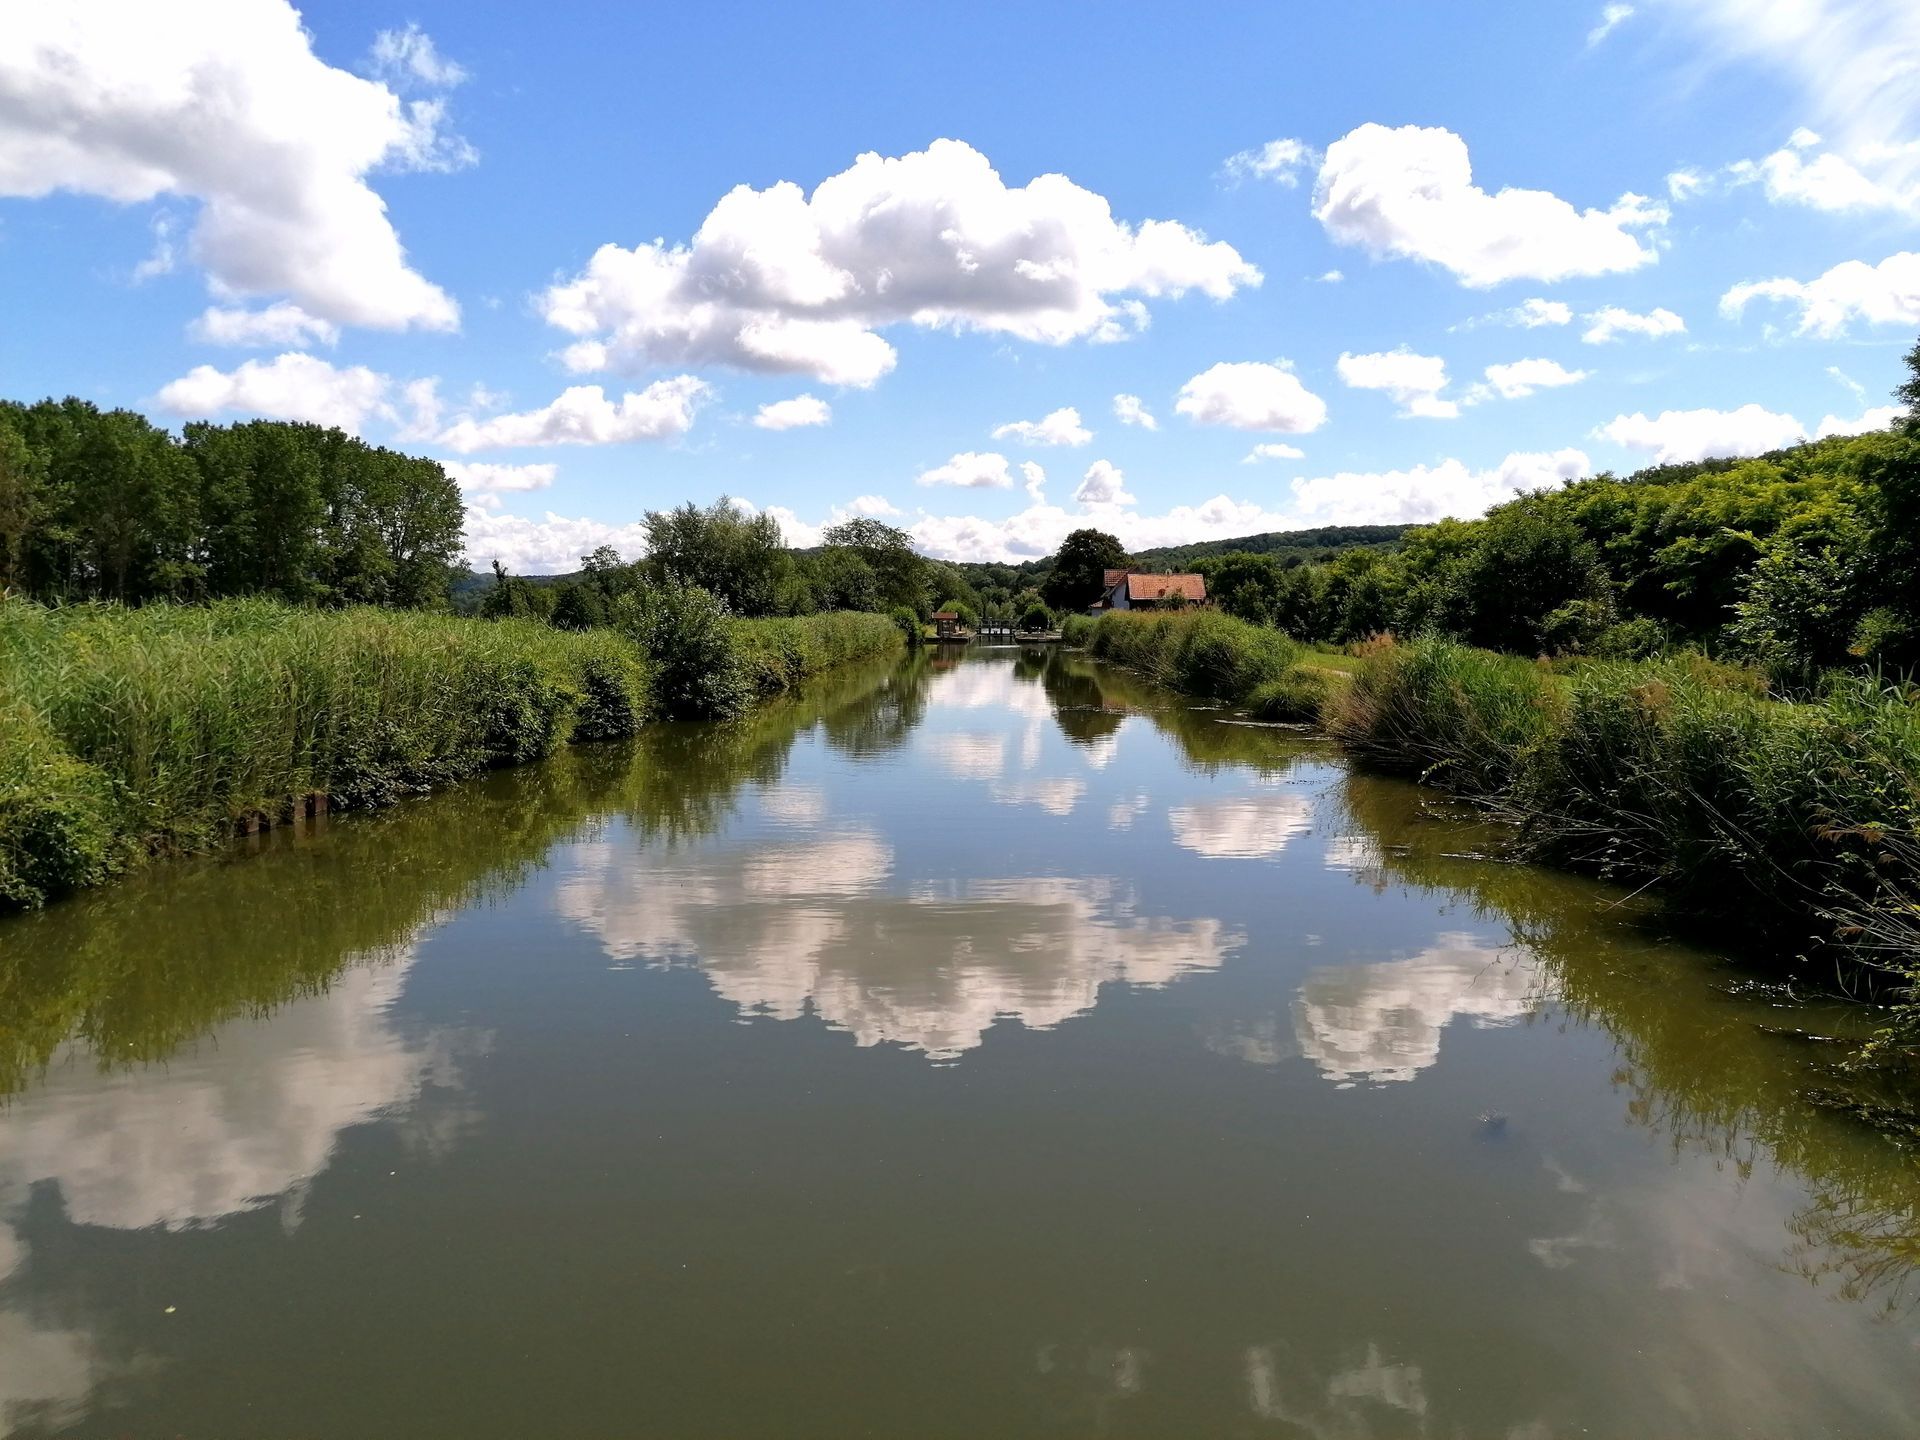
<box><xmin>0</xmin><ymin>598</ymin><xmax>897</xmax><ymax>909</ymax></box>
<box><xmin>1326</xmin><ymin>637</ymin><xmax>1920</xmax><ymax>1051</ymax></box>
<box><xmin>1081</xmin><ymin>609</ymin><xmax>1306</xmax><ymax>704</ymax></box>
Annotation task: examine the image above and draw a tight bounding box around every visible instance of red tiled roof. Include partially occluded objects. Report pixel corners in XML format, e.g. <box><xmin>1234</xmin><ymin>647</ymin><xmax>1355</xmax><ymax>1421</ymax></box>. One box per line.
<box><xmin>1102</xmin><ymin>568</ymin><xmax>1131</xmax><ymax>589</ymax></box>
<box><xmin>1124</xmin><ymin>573</ymin><xmax>1207</xmax><ymax>602</ymax></box>
<box><xmin>931</xmin><ymin>610</ymin><xmax>960</xmax><ymax>620</ymax></box>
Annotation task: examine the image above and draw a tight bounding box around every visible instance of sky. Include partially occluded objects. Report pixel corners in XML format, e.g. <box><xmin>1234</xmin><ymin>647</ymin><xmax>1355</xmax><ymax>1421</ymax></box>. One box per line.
<box><xmin>2</xmin><ymin>1</ymin><xmax>1917</xmax><ymax>571</ymax></box>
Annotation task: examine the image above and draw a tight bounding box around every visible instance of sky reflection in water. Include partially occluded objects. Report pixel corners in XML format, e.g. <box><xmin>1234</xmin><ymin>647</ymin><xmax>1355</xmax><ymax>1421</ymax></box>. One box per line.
<box><xmin>0</xmin><ymin>648</ymin><xmax>1916</xmax><ymax>1438</ymax></box>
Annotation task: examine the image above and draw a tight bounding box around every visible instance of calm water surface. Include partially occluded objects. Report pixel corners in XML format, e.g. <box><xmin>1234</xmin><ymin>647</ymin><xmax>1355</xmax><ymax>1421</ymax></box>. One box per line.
<box><xmin>3</xmin><ymin>648</ymin><xmax>1918</xmax><ymax>1438</ymax></box>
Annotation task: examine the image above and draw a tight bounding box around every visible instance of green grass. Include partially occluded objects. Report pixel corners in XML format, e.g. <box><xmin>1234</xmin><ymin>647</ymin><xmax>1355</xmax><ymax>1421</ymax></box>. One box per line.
<box><xmin>0</xmin><ymin>598</ymin><xmax>899</xmax><ymax>909</ymax></box>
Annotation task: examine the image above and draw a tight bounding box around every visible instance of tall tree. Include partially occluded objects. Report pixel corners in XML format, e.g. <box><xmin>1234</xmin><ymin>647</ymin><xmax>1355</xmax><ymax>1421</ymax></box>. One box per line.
<box><xmin>642</xmin><ymin>496</ymin><xmax>785</xmax><ymax>616</ymax></box>
<box><xmin>1040</xmin><ymin>528</ymin><xmax>1127</xmax><ymax>612</ymax></box>
<box><xmin>820</xmin><ymin>517</ymin><xmax>926</xmax><ymax>613</ymax></box>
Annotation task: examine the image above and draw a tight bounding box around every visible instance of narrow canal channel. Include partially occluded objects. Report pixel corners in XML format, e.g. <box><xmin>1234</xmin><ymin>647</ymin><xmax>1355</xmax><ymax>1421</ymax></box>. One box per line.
<box><xmin>2</xmin><ymin>647</ymin><xmax>1916</xmax><ymax>1438</ymax></box>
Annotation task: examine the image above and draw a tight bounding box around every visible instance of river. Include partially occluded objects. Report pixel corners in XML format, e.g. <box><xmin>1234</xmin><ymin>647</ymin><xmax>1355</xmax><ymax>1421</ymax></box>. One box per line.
<box><xmin>2</xmin><ymin>647</ymin><xmax>1917</xmax><ymax>1438</ymax></box>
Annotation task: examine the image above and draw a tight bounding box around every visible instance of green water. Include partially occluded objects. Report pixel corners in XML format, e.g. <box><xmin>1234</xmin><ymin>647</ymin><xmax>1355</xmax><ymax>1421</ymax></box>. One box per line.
<box><xmin>2</xmin><ymin>648</ymin><xmax>1917</xmax><ymax>1438</ymax></box>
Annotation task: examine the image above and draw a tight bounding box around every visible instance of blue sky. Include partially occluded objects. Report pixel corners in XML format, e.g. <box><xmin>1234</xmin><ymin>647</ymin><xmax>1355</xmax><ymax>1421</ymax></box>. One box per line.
<box><xmin>3</xmin><ymin>1</ymin><xmax>1917</xmax><ymax>569</ymax></box>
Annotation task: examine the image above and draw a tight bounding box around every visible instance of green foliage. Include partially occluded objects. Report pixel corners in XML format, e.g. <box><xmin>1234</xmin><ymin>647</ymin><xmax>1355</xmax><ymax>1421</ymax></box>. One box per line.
<box><xmin>0</xmin><ymin>700</ymin><xmax>118</xmax><ymax>908</ymax></box>
<box><xmin>0</xmin><ymin>400</ymin><xmax>463</xmax><ymax>607</ymax></box>
<box><xmin>820</xmin><ymin>517</ymin><xmax>928</xmax><ymax>613</ymax></box>
<box><xmin>1040</xmin><ymin>528</ymin><xmax>1127</xmax><ymax>612</ymax></box>
<box><xmin>1084</xmin><ymin>609</ymin><xmax>1305</xmax><ymax>705</ymax></box>
<box><xmin>0</xmin><ymin>597</ymin><xmax>656</xmax><ymax>905</ymax></box>
<box><xmin>621</xmin><ymin>584</ymin><xmax>755</xmax><ymax>720</ymax></box>
<box><xmin>641</xmin><ymin>496</ymin><xmax>787</xmax><ymax>617</ymax></box>
<box><xmin>1326</xmin><ymin>640</ymin><xmax>1563</xmax><ymax>796</ymax></box>
<box><xmin>1018</xmin><ymin>602</ymin><xmax>1053</xmax><ymax>633</ymax></box>
<box><xmin>1726</xmin><ymin>524</ymin><xmax>1869</xmax><ymax>690</ymax></box>
<box><xmin>1328</xmin><ymin>635</ymin><xmax>1920</xmax><ymax>1049</ymax></box>
<box><xmin>1058</xmin><ymin>614</ymin><xmax>1094</xmax><ymax>647</ymax></box>
<box><xmin>889</xmin><ymin>605</ymin><xmax>923</xmax><ymax>646</ymax></box>
<box><xmin>1248</xmin><ymin>669</ymin><xmax>1331</xmax><ymax>724</ymax></box>
<box><xmin>730</xmin><ymin>612</ymin><xmax>904</xmax><ymax>700</ymax></box>
<box><xmin>0</xmin><ymin>595</ymin><xmax>896</xmax><ymax>909</ymax></box>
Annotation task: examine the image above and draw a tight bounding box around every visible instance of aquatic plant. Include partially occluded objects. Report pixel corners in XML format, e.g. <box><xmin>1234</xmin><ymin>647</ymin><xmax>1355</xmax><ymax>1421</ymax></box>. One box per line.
<box><xmin>0</xmin><ymin>597</ymin><xmax>899</xmax><ymax>907</ymax></box>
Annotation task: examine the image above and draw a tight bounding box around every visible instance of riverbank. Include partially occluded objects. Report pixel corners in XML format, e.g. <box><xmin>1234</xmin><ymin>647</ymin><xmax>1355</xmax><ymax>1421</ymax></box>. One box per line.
<box><xmin>0</xmin><ymin>598</ymin><xmax>899</xmax><ymax>910</ymax></box>
<box><xmin>1071</xmin><ymin>609</ymin><xmax>1920</xmax><ymax>1065</ymax></box>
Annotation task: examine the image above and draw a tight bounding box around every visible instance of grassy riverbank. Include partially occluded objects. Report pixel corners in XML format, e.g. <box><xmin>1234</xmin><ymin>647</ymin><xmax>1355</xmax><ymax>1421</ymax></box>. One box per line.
<box><xmin>1072</xmin><ymin>609</ymin><xmax>1920</xmax><ymax>1058</ymax></box>
<box><xmin>0</xmin><ymin>598</ymin><xmax>899</xmax><ymax>909</ymax></box>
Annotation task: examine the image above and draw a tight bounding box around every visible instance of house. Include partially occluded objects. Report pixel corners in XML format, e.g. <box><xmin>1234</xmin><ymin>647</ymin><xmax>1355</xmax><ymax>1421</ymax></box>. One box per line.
<box><xmin>1090</xmin><ymin>571</ymin><xmax>1208</xmax><ymax>613</ymax></box>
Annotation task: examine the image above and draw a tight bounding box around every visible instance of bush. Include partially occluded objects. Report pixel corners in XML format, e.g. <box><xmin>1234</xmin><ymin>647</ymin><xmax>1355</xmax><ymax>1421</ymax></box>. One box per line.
<box><xmin>0</xmin><ymin>701</ymin><xmax>119</xmax><ymax>908</ymax></box>
<box><xmin>1085</xmin><ymin>609</ymin><xmax>1303</xmax><ymax>703</ymax></box>
<box><xmin>1325</xmin><ymin>638</ymin><xmax>1563</xmax><ymax>796</ymax></box>
<box><xmin>1591</xmin><ymin>617</ymin><xmax>1669</xmax><ymax>661</ymax></box>
<box><xmin>889</xmin><ymin>606</ymin><xmax>923</xmax><ymax>647</ymax></box>
<box><xmin>1019</xmin><ymin>603</ymin><xmax>1053</xmax><ymax>633</ymax></box>
<box><xmin>1249</xmin><ymin>669</ymin><xmax>1331</xmax><ymax>724</ymax></box>
<box><xmin>623</xmin><ymin>585</ymin><xmax>755</xmax><ymax>720</ymax></box>
<box><xmin>1059</xmin><ymin>614</ymin><xmax>1095</xmax><ymax>648</ymax></box>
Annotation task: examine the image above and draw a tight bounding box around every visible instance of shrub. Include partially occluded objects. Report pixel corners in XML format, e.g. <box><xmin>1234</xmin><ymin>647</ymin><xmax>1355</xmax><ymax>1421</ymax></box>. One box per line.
<box><xmin>1059</xmin><ymin>614</ymin><xmax>1095</xmax><ymax>648</ymax></box>
<box><xmin>889</xmin><ymin>605</ymin><xmax>923</xmax><ymax>646</ymax></box>
<box><xmin>1591</xmin><ymin>617</ymin><xmax>1669</xmax><ymax>661</ymax></box>
<box><xmin>623</xmin><ymin>585</ymin><xmax>754</xmax><ymax>720</ymax></box>
<box><xmin>1325</xmin><ymin>638</ymin><xmax>1563</xmax><ymax>796</ymax></box>
<box><xmin>1249</xmin><ymin>669</ymin><xmax>1331</xmax><ymax>724</ymax></box>
<box><xmin>1019</xmin><ymin>603</ymin><xmax>1053</xmax><ymax>633</ymax></box>
<box><xmin>1085</xmin><ymin>609</ymin><xmax>1303</xmax><ymax>703</ymax></box>
<box><xmin>0</xmin><ymin>701</ymin><xmax>119</xmax><ymax>908</ymax></box>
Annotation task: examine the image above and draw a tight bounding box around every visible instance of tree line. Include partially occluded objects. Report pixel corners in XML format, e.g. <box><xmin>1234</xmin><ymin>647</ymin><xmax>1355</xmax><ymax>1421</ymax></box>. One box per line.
<box><xmin>0</xmin><ymin>399</ymin><xmax>465</xmax><ymax>608</ymax></box>
<box><xmin>1163</xmin><ymin>346</ymin><xmax>1920</xmax><ymax>690</ymax></box>
<box><xmin>473</xmin><ymin>499</ymin><xmax>1058</xmax><ymax>634</ymax></box>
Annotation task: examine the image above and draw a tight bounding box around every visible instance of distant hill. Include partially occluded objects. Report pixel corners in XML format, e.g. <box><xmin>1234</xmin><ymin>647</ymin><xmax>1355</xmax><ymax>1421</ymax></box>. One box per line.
<box><xmin>1127</xmin><ymin>523</ymin><xmax>1410</xmax><ymax>568</ymax></box>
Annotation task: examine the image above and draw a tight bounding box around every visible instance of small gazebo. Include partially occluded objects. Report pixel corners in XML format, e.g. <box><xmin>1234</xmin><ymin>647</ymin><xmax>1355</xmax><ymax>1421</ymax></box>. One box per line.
<box><xmin>931</xmin><ymin>610</ymin><xmax>965</xmax><ymax>640</ymax></box>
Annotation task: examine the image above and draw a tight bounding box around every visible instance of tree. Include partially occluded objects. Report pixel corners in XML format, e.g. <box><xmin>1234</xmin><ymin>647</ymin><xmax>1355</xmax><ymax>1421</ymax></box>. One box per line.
<box><xmin>820</xmin><ymin>517</ymin><xmax>926</xmax><ymax>612</ymax></box>
<box><xmin>1040</xmin><ymin>528</ymin><xmax>1126</xmax><ymax>612</ymax></box>
<box><xmin>643</xmin><ymin>497</ymin><xmax>785</xmax><ymax>616</ymax></box>
<box><xmin>1018</xmin><ymin>602</ymin><xmax>1052</xmax><ymax>633</ymax></box>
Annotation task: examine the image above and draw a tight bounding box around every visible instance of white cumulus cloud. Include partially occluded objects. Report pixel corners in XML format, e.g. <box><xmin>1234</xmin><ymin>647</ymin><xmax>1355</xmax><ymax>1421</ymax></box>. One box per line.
<box><xmin>1175</xmin><ymin>361</ymin><xmax>1328</xmax><ymax>432</ymax></box>
<box><xmin>1112</xmin><ymin>393</ymin><xmax>1158</xmax><ymax>430</ymax></box>
<box><xmin>992</xmin><ymin>406</ymin><xmax>1092</xmax><ymax>447</ymax></box>
<box><xmin>1243</xmin><ymin>443</ymin><xmax>1306</xmax><ymax>463</ymax></box>
<box><xmin>753</xmin><ymin>394</ymin><xmax>832</xmax><ymax>430</ymax></box>
<box><xmin>462</xmin><ymin>508</ymin><xmax>653</xmax><ymax>573</ymax></box>
<box><xmin>0</xmin><ymin>2</ymin><xmax>464</xmax><ymax>331</ymax></box>
<box><xmin>1337</xmin><ymin>349</ymin><xmax>1458</xmax><ymax>419</ymax></box>
<box><xmin>1290</xmin><ymin>450</ymin><xmax>1592</xmax><ymax>526</ymax></box>
<box><xmin>1816</xmin><ymin>406</ymin><xmax>1903</xmax><ymax>438</ymax></box>
<box><xmin>538</xmin><ymin>139</ymin><xmax>1260</xmax><ymax>388</ymax></box>
<box><xmin>189</xmin><ymin>303</ymin><xmax>340</xmax><ymax>348</ymax></box>
<box><xmin>1721</xmin><ymin>251</ymin><xmax>1920</xmax><ymax>337</ymax></box>
<box><xmin>1313</xmin><ymin>123</ymin><xmax>1665</xmax><ymax>287</ymax></box>
<box><xmin>1581</xmin><ymin>305</ymin><xmax>1686</xmax><ymax>342</ymax></box>
<box><xmin>154</xmin><ymin>351</ymin><xmax>393</xmax><ymax>432</ymax></box>
<box><xmin>442</xmin><ymin>462</ymin><xmax>557</xmax><ymax>497</ymax></box>
<box><xmin>916</xmin><ymin>451</ymin><xmax>1019</xmax><ymax>489</ymax></box>
<box><xmin>437</xmin><ymin>378</ymin><xmax>709</xmax><ymax>453</ymax></box>
<box><xmin>1594</xmin><ymin>404</ymin><xmax>1808</xmax><ymax>463</ymax></box>
<box><xmin>1073</xmin><ymin>460</ymin><xmax>1135</xmax><ymax>507</ymax></box>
